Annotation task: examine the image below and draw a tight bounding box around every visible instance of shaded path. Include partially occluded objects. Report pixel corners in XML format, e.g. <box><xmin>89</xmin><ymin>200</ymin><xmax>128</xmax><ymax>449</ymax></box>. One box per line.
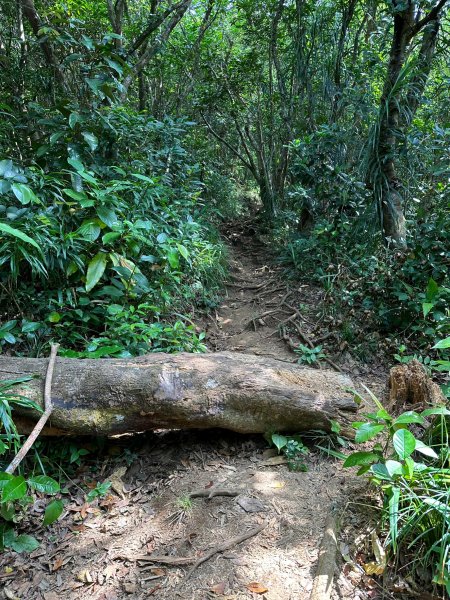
<box><xmin>1</xmin><ymin>227</ymin><xmax>383</xmax><ymax>600</ymax></box>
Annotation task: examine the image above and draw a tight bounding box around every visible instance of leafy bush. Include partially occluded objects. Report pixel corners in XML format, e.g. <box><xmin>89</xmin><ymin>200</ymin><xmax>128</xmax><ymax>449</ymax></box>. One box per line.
<box><xmin>344</xmin><ymin>388</ymin><xmax>450</xmax><ymax>594</ymax></box>
<box><xmin>275</xmin><ymin>212</ymin><xmax>449</xmax><ymax>358</ymax></box>
<box><xmin>0</xmin><ymin>109</ymin><xmax>226</xmax><ymax>356</ymax></box>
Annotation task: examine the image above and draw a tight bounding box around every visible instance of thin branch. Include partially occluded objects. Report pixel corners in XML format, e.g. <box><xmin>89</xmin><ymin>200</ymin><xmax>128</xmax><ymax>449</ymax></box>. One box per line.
<box><xmin>409</xmin><ymin>0</ymin><xmax>448</xmax><ymax>38</ymax></box>
<box><xmin>201</xmin><ymin>113</ymin><xmax>257</xmax><ymax>176</ymax></box>
<box><xmin>5</xmin><ymin>344</ymin><xmax>59</xmax><ymax>474</ymax></box>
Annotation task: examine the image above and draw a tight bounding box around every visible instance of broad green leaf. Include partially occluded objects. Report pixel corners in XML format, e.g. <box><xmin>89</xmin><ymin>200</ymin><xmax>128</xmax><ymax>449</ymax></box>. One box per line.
<box><xmin>102</xmin><ymin>232</ymin><xmax>121</xmax><ymax>244</ymax></box>
<box><xmin>0</xmin><ymin>159</ymin><xmax>14</xmax><ymax>178</ymax></box>
<box><xmin>393</xmin><ymin>411</ymin><xmax>424</xmax><ymax>426</ymax></box>
<box><xmin>63</xmin><ymin>188</ymin><xmax>93</xmax><ymax>207</ymax></box>
<box><xmin>48</xmin><ymin>312</ymin><xmax>61</xmax><ymax>323</ymax></box>
<box><xmin>2</xmin><ymin>475</ymin><xmax>26</xmax><ymax>502</ymax></box>
<box><xmin>0</xmin><ymin>473</ymin><xmax>13</xmax><ymax>491</ymax></box>
<box><xmin>11</xmin><ymin>183</ymin><xmax>37</xmax><ymax>205</ymax></box>
<box><xmin>271</xmin><ymin>434</ymin><xmax>288</xmax><ymax>452</ymax></box>
<box><xmin>370</xmin><ymin>463</ymin><xmax>392</xmax><ymax>480</ymax></box>
<box><xmin>0</xmin><ymin>222</ymin><xmax>40</xmax><ymax>250</ymax></box>
<box><xmin>414</xmin><ymin>440</ymin><xmax>438</xmax><ymax>459</ymax></box>
<box><xmin>43</xmin><ymin>499</ymin><xmax>64</xmax><ymax>526</ymax></box>
<box><xmin>27</xmin><ymin>475</ymin><xmax>60</xmax><ymax>495</ymax></box>
<box><xmin>76</xmin><ymin>220</ymin><xmax>101</xmax><ymax>242</ymax></box>
<box><xmin>389</xmin><ymin>487</ymin><xmax>400</xmax><ymax>551</ymax></box>
<box><xmin>403</xmin><ymin>456</ymin><xmax>415</xmax><ymax>478</ymax></box>
<box><xmin>49</xmin><ymin>131</ymin><xmax>65</xmax><ymax>145</ymax></box>
<box><xmin>421</xmin><ymin>406</ymin><xmax>450</xmax><ymax>416</ymax></box>
<box><xmin>21</xmin><ymin>321</ymin><xmax>41</xmax><ymax>333</ymax></box>
<box><xmin>354</xmin><ymin>423</ymin><xmax>384</xmax><ymax>443</ymax></box>
<box><xmin>393</xmin><ymin>429</ymin><xmax>416</xmax><ymax>459</ymax></box>
<box><xmin>422</xmin><ymin>303</ymin><xmax>434</xmax><ymax>318</ymax></box>
<box><xmin>1</xmin><ymin>501</ymin><xmax>15</xmax><ymax>521</ymax></box>
<box><xmin>11</xmin><ymin>534</ymin><xmax>39</xmax><ymax>553</ymax></box>
<box><xmin>97</xmin><ymin>207</ymin><xmax>119</xmax><ymax>228</ymax></box>
<box><xmin>81</xmin><ymin>131</ymin><xmax>99</xmax><ymax>152</ymax></box>
<box><xmin>69</xmin><ymin>112</ymin><xmax>82</xmax><ymax>129</ymax></box>
<box><xmin>67</xmin><ymin>157</ymin><xmax>84</xmax><ymax>172</ymax></box>
<box><xmin>385</xmin><ymin>460</ymin><xmax>403</xmax><ymax>477</ymax></box>
<box><xmin>86</xmin><ymin>252</ymin><xmax>108</xmax><ymax>292</ymax></box>
<box><xmin>177</xmin><ymin>244</ymin><xmax>189</xmax><ymax>260</ymax></box>
<box><xmin>167</xmin><ymin>249</ymin><xmax>179</xmax><ymax>269</ymax></box>
<box><xmin>426</xmin><ymin>278</ymin><xmax>439</xmax><ymax>302</ymax></box>
<box><xmin>343</xmin><ymin>451</ymin><xmax>380</xmax><ymax>468</ymax></box>
<box><xmin>433</xmin><ymin>337</ymin><xmax>450</xmax><ymax>350</ymax></box>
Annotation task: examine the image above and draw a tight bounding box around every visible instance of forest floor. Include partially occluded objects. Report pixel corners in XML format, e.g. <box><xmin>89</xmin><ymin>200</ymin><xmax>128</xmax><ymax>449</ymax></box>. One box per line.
<box><xmin>1</xmin><ymin>225</ymin><xmax>392</xmax><ymax>600</ymax></box>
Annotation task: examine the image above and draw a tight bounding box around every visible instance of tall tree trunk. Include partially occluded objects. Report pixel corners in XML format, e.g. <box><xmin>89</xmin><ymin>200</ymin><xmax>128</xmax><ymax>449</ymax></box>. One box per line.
<box><xmin>374</xmin><ymin>5</ymin><xmax>414</xmax><ymax>246</ymax></box>
<box><xmin>372</xmin><ymin>0</ymin><xmax>447</xmax><ymax>246</ymax></box>
<box><xmin>19</xmin><ymin>0</ymin><xmax>67</xmax><ymax>91</ymax></box>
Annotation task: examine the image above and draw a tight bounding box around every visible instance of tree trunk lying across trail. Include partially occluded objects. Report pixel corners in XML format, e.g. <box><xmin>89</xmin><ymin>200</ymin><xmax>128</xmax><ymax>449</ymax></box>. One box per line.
<box><xmin>0</xmin><ymin>352</ymin><xmax>357</xmax><ymax>436</ymax></box>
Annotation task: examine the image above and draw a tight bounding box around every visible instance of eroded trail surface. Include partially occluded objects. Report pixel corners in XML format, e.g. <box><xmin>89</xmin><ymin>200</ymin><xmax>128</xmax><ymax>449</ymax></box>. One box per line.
<box><xmin>1</xmin><ymin>227</ymin><xmax>386</xmax><ymax>600</ymax></box>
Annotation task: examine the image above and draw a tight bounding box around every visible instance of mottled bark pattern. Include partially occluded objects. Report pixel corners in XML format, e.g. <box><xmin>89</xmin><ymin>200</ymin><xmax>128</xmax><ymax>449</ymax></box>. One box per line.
<box><xmin>0</xmin><ymin>352</ymin><xmax>356</xmax><ymax>436</ymax></box>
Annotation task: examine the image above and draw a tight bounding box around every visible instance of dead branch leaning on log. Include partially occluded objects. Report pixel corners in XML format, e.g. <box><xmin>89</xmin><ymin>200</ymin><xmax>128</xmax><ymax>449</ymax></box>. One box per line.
<box><xmin>5</xmin><ymin>344</ymin><xmax>59</xmax><ymax>474</ymax></box>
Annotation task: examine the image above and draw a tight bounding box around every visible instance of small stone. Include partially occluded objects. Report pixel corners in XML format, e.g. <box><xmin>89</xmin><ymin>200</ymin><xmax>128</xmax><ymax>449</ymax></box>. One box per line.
<box><xmin>237</xmin><ymin>496</ymin><xmax>266</xmax><ymax>513</ymax></box>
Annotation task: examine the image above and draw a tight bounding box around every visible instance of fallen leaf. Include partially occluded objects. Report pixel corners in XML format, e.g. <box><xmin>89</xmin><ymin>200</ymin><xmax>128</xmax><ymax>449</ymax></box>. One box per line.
<box><xmin>4</xmin><ymin>566</ymin><xmax>13</xmax><ymax>574</ymax></box>
<box><xmin>210</xmin><ymin>581</ymin><xmax>226</xmax><ymax>594</ymax></box>
<box><xmin>4</xmin><ymin>588</ymin><xmax>20</xmax><ymax>600</ymax></box>
<box><xmin>77</xmin><ymin>569</ymin><xmax>93</xmax><ymax>583</ymax></box>
<box><xmin>246</xmin><ymin>582</ymin><xmax>268</xmax><ymax>594</ymax></box>
<box><xmin>52</xmin><ymin>557</ymin><xmax>64</xmax><ymax>572</ymax></box>
<box><xmin>109</xmin><ymin>466</ymin><xmax>128</xmax><ymax>498</ymax></box>
<box><xmin>103</xmin><ymin>564</ymin><xmax>117</xmax><ymax>580</ymax></box>
<box><xmin>272</xmin><ymin>481</ymin><xmax>285</xmax><ymax>489</ymax></box>
<box><xmin>363</xmin><ymin>532</ymin><xmax>386</xmax><ymax>575</ymax></box>
<box><xmin>150</xmin><ymin>567</ymin><xmax>165</xmax><ymax>576</ymax></box>
<box><xmin>123</xmin><ymin>582</ymin><xmax>137</xmax><ymax>594</ymax></box>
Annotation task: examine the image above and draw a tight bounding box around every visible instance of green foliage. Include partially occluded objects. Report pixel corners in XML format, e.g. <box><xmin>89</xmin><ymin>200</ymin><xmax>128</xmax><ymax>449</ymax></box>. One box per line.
<box><xmin>343</xmin><ymin>389</ymin><xmax>450</xmax><ymax>594</ymax></box>
<box><xmin>294</xmin><ymin>344</ymin><xmax>325</xmax><ymax>365</ymax></box>
<box><xmin>0</xmin><ymin>111</ymin><xmax>225</xmax><ymax>356</ymax></box>
<box><xmin>277</xmin><ymin>210</ymin><xmax>450</xmax><ymax>357</ymax></box>
<box><xmin>270</xmin><ymin>433</ymin><xmax>309</xmax><ymax>472</ymax></box>
<box><xmin>86</xmin><ymin>481</ymin><xmax>111</xmax><ymax>502</ymax></box>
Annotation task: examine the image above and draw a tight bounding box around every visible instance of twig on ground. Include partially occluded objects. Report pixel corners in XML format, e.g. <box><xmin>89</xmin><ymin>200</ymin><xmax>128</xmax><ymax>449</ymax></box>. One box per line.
<box><xmin>132</xmin><ymin>522</ymin><xmax>267</xmax><ymax>576</ymax></box>
<box><xmin>189</xmin><ymin>488</ymin><xmax>240</xmax><ymax>499</ymax></box>
<box><xmin>6</xmin><ymin>343</ymin><xmax>59</xmax><ymax>474</ymax></box>
<box><xmin>186</xmin><ymin>522</ymin><xmax>267</xmax><ymax>579</ymax></box>
<box><xmin>227</xmin><ymin>278</ymin><xmax>276</xmax><ymax>291</ymax></box>
<box><xmin>282</xmin><ymin>301</ymin><xmax>312</xmax><ymax>324</ymax></box>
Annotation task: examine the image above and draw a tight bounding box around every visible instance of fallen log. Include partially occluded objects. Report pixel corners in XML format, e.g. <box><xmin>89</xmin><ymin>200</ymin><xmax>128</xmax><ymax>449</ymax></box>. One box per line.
<box><xmin>0</xmin><ymin>352</ymin><xmax>357</xmax><ymax>436</ymax></box>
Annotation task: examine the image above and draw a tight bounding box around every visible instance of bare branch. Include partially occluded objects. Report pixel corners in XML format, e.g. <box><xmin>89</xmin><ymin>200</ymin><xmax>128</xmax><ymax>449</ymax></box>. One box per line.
<box><xmin>409</xmin><ymin>0</ymin><xmax>448</xmax><ymax>38</ymax></box>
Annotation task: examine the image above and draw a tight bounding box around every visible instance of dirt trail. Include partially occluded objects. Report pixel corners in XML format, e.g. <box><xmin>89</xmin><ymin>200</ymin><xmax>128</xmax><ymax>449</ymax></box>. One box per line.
<box><xmin>1</xmin><ymin>229</ymin><xmax>384</xmax><ymax>600</ymax></box>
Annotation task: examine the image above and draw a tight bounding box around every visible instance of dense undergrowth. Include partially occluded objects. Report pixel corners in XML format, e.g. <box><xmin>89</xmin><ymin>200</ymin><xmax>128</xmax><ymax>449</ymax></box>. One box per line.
<box><xmin>0</xmin><ymin>107</ymin><xmax>226</xmax><ymax>358</ymax></box>
<box><xmin>273</xmin><ymin>125</ymin><xmax>449</xmax><ymax>382</ymax></box>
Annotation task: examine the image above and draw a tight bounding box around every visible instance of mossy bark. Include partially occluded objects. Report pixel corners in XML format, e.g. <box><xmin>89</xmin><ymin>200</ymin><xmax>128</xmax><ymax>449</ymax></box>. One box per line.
<box><xmin>0</xmin><ymin>352</ymin><xmax>356</xmax><ymax>436</ymax></box>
